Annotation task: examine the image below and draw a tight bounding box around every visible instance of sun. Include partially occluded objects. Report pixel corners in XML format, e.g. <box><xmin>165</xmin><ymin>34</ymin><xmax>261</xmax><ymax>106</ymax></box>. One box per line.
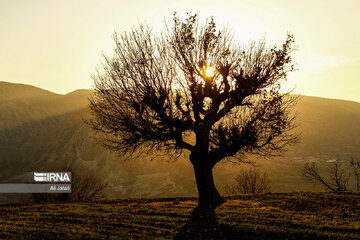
<box><xmin>204</xmin><ymin>66</ymin><xmax>215</xmax><ymax>78</ymax></box>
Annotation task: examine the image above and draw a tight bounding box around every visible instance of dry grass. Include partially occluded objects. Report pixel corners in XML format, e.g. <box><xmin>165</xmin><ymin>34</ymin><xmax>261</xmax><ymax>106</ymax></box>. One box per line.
<box><xmin>0</xmin><ymin>192</ymin><xmax>359</xmax><ymax>239</ymax></box>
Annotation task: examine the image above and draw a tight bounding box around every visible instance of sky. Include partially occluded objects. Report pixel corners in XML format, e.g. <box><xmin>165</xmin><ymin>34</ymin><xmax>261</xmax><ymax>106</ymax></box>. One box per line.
<box><xmin>1</xmin><ymin>0</ymin><xmax>359</xmax><ymax>102</ymax></box>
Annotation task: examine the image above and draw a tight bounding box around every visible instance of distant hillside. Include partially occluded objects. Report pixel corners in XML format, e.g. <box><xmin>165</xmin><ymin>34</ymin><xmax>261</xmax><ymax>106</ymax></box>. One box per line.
<box><xmin>0</xmin><ymin>82</ymin><xmax>92</xmax><ymax>146</ymax></box>
<box><xmin>0</xmin><ymin>81</ymin><xmax>58</xmax><ymax>101</ymax></box>
<box><xmin>294</xmin><ymin>96</ymin><xmax>360</xmax><ymax>156</ymax></box>
<box><xmin>0</xmin><ymin>81</ymin><xmax>360</xmax><ymax>203</ymax></box>
<box><xmin>0</xmin><ymin>192</ymin><xmax>358</xmax><ymax>239</ymax></box>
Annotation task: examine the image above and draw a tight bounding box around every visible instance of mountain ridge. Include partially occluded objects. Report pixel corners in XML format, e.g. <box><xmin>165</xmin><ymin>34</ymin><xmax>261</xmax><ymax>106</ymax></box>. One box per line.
<box><xmin>0</xmin><ymin>81</ymin><xmax>359</xmax><ymax>203</ymax></box>
<box><xmin>2</xmin><ymin>81</ymin><xmax>359</xmax><ymax>104</ymax></box>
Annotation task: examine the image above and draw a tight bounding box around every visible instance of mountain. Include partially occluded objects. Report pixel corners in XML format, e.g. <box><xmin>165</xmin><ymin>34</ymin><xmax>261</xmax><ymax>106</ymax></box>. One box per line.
<box><xmin>0</xmin><ymin>81</ymin><xmax>359</xmax><ymax>203</ymax></box>
<box><xmin>0</xmin><ymin>82</ymin><xmax>91</xmax><ymax>147</ymax></box>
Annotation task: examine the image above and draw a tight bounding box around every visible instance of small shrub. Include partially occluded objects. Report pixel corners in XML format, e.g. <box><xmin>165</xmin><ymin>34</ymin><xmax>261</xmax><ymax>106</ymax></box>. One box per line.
<box><xmin>31</xmin><ymin>165</ymin><xmax>108</xmax><ymax>203</ymax></box>
<box><xmin>223</xmin><ymin>167</ymin><xmax>271</xmax><ymax>195</ymax></box>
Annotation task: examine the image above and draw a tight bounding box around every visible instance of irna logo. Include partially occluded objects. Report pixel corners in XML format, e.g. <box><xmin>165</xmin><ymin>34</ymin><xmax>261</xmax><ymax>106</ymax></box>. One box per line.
<box><xmin>34</xmin><ymin>172</ymin><xmax>71</xmax><ymax>182</ymax></box>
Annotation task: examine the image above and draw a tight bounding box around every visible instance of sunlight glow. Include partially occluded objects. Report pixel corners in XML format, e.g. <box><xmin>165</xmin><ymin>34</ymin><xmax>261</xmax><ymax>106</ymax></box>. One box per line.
<box><xmin>204</xmin><ymin>66</ymin><xmax>215</xmax><ymax>78</ymax></box>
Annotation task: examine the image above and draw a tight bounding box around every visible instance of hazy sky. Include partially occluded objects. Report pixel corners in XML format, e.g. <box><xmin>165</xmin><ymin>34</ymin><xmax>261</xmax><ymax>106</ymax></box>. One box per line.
<box><xmin>1</xmin><ymin>0</ymin><xmax>360</xmax><ymax>102</ymax></box>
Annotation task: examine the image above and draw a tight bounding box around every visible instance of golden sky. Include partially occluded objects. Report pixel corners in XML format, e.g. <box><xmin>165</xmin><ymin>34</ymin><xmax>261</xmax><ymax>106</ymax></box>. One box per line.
<box><xmin>1</xmin><ymin>0</ymin><xmax>359</xmax><ymax>102</ymax></box>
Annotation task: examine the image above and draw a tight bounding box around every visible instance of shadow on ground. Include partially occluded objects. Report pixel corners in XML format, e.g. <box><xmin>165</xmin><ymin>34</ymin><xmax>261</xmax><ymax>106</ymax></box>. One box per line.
<box><xmin>173</xmin><ymin>202</ymin><xmax>331</xmax><ymax>240</ymax></box>
<box><xmin>174</xmin><ymin>204</ymin><xmax>256</xmax><ymax>240</ymax></box>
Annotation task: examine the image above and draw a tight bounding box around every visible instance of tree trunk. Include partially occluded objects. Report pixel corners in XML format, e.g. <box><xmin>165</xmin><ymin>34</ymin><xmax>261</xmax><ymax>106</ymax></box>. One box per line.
<box><xmin>192</xmin><ymin>163</ymin><xmax>225</xmax><ymax>205</ymax></box>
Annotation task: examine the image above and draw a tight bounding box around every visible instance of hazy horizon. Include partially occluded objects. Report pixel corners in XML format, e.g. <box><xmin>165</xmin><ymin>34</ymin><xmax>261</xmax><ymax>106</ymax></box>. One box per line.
<box><xmin>2</xmin><ymin>80</ymin><xmax>360</xmax><ymax>104</ymax></box>
<box><xmin>1</xmin><ymin>0</ymin><xmax>360</xmax><ymax>102</ymax></box>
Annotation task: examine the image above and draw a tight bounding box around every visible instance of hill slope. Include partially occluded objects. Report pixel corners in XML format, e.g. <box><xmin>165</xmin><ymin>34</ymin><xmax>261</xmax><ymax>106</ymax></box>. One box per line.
<box><xmin>1</xmin><ymin>81</ymin><xmax>360</xmax><ymax>202</ymax></box>
<box><xmin>0</xmin><ymin>192</ymin><xmax>359</xmax><ymax>239</ymax></box>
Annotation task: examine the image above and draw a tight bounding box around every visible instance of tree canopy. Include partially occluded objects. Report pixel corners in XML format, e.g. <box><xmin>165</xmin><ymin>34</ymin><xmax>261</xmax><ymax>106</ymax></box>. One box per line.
<box><xmin>88</xmin><ymin>13</ymin><xmax>299</xmax><ymax>204</ymax></box>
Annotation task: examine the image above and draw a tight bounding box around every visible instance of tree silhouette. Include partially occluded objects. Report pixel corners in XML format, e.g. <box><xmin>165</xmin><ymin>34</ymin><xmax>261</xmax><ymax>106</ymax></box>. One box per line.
<box><xmin>88</xmin><ymin>13</ymin><xmax>299</xmax><ymax>204</ymax></box>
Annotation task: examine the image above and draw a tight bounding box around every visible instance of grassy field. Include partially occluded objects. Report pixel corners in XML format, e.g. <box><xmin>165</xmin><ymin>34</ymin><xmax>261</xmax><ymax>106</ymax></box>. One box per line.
<box><xmin>0</xmin><ymin>192</ymin><xmax>359</xmax><ymax>239</ymax></box>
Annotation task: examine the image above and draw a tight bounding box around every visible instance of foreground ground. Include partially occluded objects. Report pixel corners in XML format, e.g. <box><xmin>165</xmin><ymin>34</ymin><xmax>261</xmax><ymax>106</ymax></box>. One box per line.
<box><xmin>0</xmin><ymin>192</ymin><xmax>359</xmax><ymax>239</ymax></box>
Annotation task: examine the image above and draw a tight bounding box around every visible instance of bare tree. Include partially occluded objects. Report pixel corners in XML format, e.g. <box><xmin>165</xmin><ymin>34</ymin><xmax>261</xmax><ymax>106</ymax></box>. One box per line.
<box><xmin>223</xmin><ymin>167</ymin><xmax>271</xmax><ymax>195</ymax></box>
<box><xmin>350</xmin><ymin>156</ymin><xmax>360</xmax><ymax>191</ymax></box>
<box><xmin>88</xmin><ymin>13</ymin><xmax>299</xmax><ymax>204</ymax></box>
<box><xmin>302</xmin><ymin>161</ymin><xmax>348</xmax><ymax>192</ymax></box>
<box><xmin>70</xmin><ymin>170</ymin><xmax>108</xmax><ymax>202</ymax></box>
<box><xmin>329</xmin><ymin>161</ymin><xmax>349</xmax><ymax>191</ymax></box>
